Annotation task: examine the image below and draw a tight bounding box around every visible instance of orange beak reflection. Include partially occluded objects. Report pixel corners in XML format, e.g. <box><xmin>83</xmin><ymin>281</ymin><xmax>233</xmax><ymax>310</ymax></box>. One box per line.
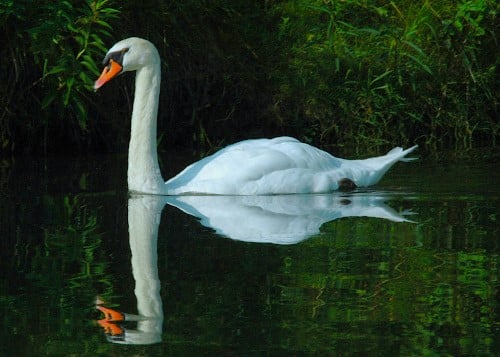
<box><xmin>94</xmin><ymin>59</ymin><xmax>123</xmax><ymax>90</ymax></box>
<box><xmin>96</xmin><ymin>303</ymin><xmax>126</xmax><ymax>338</ymax></box>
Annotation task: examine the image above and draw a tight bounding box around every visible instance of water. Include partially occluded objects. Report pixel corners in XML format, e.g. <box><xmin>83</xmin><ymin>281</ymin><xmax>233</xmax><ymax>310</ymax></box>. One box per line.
<box><xmin>0</xmin><ymin>152</ymin><xmax>498</xmax><ymax>355</ymax></box>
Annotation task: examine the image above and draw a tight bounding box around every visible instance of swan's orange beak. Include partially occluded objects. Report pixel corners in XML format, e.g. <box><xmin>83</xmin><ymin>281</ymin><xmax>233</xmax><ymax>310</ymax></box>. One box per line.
<box><xmin>94</xmin><ymin>59</ymin><xmax>122</xmax><ymax>91</ymax></box>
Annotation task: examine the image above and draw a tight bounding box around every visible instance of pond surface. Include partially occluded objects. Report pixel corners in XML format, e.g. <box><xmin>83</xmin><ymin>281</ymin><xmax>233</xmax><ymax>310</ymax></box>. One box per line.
<box><xmin>0</xmin><ymin>151</ymin><xmax>498</xmax><ymax>355</ymax></box>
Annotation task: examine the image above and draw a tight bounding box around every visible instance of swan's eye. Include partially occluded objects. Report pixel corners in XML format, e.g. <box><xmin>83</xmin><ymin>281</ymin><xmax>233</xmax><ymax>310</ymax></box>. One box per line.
<box><xmin>102</xmin><ymin>47</ymin><xmax>129</xmax><ymax>67</ymax></box>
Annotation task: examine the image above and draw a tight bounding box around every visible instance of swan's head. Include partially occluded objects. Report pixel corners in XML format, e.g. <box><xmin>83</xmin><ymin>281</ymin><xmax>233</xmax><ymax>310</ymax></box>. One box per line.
<box><xmin>94</xmin><ymin>37</ymin><xmax>159</xmax><ymax>90</ymax></box>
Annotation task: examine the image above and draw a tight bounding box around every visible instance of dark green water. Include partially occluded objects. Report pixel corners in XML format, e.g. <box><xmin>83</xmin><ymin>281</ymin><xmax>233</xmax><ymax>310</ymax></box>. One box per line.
<box><xmin>0</xmin><ymin>152</ymin><xmax>498</xmax><ymax>355</ymax></box>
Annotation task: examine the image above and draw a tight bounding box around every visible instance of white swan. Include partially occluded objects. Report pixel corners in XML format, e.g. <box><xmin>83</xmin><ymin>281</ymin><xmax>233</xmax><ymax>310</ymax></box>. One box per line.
<box><xmin>95</xmin><ymin>37</ymin><xmax>418</xmax><ymax>195</ymax></box>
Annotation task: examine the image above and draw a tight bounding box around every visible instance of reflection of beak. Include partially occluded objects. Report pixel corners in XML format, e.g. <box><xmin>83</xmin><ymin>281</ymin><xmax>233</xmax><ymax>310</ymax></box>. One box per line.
<box><xmin>97</xmin><ymin>318</ymin><xmax>125</xmax><ymax>336</ymax></box>
<box><xmin>94</xmin><ymin>59</ymin><xmax>123</xmax><ymax>90</ymax></box>
<box><xmin>96</xmin><ymin>304</ymin><xmax>126</xmax><ymax>337</ymax></box>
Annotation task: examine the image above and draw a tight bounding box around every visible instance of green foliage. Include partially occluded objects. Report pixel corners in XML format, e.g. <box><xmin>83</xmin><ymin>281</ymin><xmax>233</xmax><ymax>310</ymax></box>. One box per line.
<box><xmin>28</xmin><ymin>1</ymin><xmax>118</xmax><ymax>123</ymax></box>
<box><xmin>271</xmin><ymin>0</ymin><xmax>498</xmax><ymax>152</ymax></box>
<box><xmin>0</xmin><ymin>0</ymin><xmax>497</xmax><ymax>154</ymax></box>
<box><xmin>0</xmin><ymin>0</ymin><xmax>118</xmax><ymax>152</ymax></box>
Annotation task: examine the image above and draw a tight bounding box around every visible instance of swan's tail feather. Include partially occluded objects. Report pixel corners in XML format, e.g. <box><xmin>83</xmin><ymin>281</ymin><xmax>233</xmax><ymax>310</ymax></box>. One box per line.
<box><xmin>387</xmin><ymin>144</ymin><xmax>419</xmax><ymax>162</ymax></box>
<box><xmin>354</xmin><ymin>144</ymin><xmax>418</xmax><ymax>187</ymax></box>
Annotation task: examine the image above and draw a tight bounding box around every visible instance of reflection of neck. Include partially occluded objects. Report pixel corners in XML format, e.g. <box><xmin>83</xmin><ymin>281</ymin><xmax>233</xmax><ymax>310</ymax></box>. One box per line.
<box><xmin>127</xmin><ymin>195</ymin><xmax>166</xmax><ymax>344</ymax></box>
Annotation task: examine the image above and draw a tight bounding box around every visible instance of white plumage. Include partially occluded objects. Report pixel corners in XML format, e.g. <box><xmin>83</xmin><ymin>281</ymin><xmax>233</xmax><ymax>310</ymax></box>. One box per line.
<box><xmin>95</xmin><ymin>38</ymin><xmax>417</xmax><ymax>195</ymax></box>
<box><xmin>165</xmin><ymin>137</ymin><xmax>417</xmax><ymax>194</ymax></box>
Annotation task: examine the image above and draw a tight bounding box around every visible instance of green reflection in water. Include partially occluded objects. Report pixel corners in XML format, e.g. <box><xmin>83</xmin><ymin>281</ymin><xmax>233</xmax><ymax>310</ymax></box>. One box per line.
<box><xmin>0</xmin><ymin>155</ymin><xmax>498</xmax><ymax>355</ymax></box>
<box><xmin>1</xmin><ymin>194</ymin><xmax>117</xmax><ymax>355</ymax></box>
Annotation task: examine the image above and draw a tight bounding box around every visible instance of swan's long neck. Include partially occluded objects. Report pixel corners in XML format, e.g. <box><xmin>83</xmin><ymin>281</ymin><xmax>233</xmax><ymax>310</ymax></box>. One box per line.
<box><xmin>128</xmin><ymin>58</ymin><xmax>165</xmax><ymax>193</ymax></box>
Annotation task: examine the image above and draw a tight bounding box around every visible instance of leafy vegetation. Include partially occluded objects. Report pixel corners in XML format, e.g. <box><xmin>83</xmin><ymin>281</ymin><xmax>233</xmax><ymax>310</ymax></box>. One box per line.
<box><xmin>271</xmin><ymin>0</ymin><xmax>498</xmax><ymax>152</ymax></box>
<box><xmin>0</xmin><ymin>0</ymin><xmax>118</xmax><ymax>152</ymax></box>
<box><xmin>0</xmin><ymin>0</ymin><xmax>497</xmax><ymax>154</ymax></box>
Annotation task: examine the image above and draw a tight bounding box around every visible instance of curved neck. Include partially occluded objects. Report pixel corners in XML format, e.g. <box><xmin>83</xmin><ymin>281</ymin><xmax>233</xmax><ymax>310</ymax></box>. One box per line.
<box><xmin>128</xmin><ymin>60</ymin><xmax>165</xmax><ymax>193</ymax></box>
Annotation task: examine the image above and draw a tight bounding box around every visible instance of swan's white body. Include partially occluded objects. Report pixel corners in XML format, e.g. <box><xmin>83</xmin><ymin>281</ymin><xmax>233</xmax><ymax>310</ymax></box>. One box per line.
<box><xmin>96</xmin><ymin>38</ymin><xmax>417</xmax><ymax>195</ymax></box>
<box><xmin>164</xmin><ymin>137</ymin><xmax>416</xmax><ymax>195</ymax></box>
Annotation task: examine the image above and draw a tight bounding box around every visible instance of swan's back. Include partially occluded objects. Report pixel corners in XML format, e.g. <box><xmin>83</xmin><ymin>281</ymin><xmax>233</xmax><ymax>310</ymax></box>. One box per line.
<box><xmin>164</xmin><ymin>137</ymin><xmax>417</xmax><ymax>195</ymax></box>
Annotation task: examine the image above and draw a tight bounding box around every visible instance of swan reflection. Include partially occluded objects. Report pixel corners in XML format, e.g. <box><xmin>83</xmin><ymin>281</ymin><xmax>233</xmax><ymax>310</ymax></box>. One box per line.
<box><xmin>166</xmin><ymin>193</ymin><xmax>412</xmax><ymax>244</ymax></box>
<box><xmin>96</xmin><ymin>196</ymin><xmax>164</xmax><ymax>345</ymax></box>
<box><xmin>96</xmin><ymin>192</ymin><xmax>413</xmax><ymax>344</ymax></box>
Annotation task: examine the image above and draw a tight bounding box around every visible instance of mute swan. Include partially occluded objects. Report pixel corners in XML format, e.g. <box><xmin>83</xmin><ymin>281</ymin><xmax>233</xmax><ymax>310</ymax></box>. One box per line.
<box><xmin>95</xmin><ymin>37</ymin><xmax>417</xmax><ymax>195</ymax></box>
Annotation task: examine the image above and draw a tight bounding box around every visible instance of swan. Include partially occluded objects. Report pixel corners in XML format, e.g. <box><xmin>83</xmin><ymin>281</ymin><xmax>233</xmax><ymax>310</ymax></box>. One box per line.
<box><xmin>95</xmin><ymin>37</ymin><xmax>418</xmax><ymax>195</ymax></box>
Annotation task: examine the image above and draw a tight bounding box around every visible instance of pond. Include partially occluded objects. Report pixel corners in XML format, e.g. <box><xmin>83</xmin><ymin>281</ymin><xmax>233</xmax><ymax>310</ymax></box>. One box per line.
<box><xmin>0</xmin><ymin>150</ymin><xmax>498</xmax><ymax>355</ymax></box>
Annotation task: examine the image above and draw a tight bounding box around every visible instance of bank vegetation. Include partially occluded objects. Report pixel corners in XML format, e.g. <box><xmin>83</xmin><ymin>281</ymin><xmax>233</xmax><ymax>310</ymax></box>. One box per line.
<box><xmin>0</xmin><ymin>0</ymin><xmax>497</xmax><ymax>155</ymax></box>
